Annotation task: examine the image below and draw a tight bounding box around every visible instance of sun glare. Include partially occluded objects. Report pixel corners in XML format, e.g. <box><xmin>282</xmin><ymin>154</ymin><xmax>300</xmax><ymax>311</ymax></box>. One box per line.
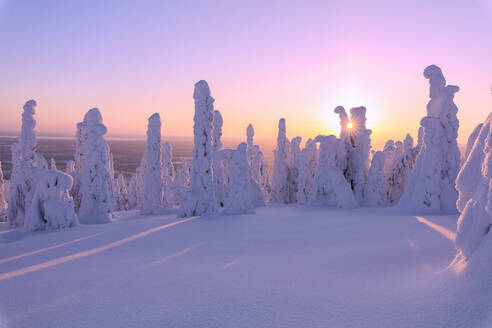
<box><xmin>347</xmin><ymin>122</ymin><xmax>354</xmax><ymax>129</ymax></box>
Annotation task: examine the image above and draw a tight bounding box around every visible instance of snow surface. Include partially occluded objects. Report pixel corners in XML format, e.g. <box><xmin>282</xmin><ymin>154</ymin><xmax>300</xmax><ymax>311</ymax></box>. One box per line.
<box><xmin>0</xmin><ymin>206</ymin><xmax>489</xmax><ymax>328</ymax></box>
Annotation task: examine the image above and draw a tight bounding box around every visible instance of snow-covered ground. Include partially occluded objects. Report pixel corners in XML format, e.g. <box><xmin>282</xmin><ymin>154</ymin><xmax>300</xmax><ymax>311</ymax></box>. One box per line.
<box><xmin>0</xmin><ymin>206</ymin><xmax>490</xmax><ymax>328</ymax></box>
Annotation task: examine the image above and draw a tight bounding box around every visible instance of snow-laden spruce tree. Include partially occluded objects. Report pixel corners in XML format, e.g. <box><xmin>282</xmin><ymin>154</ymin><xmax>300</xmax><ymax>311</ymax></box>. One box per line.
<box><xmin>140</xmin><ymin>113</ymin><xmax>165</xmax><ymax>214</ymax></box>
<box><xmin>114</xmin><ymin>173</ymin><xmax>129</xmax><ymax>211</ymax></box>
<box><xmin>8</xmin><ymin>100</ymin><xmax>38</xmax><ymax>227</ymax></box>
<box><xmin>463</xmin><ymin>123</ymin><xmax>484</xmax><ymax>164</ymax></box>
<box><xmin>383</xmin><ymin>140</ymin><xmax>396</xmax><ymax>178</ymax></box>
<box><xmin>0</xmin><ymin>161</ymin><xmax>7</xmax><ymax>217</ymax></box>
<box><xmin>162</xmin><ymin>141</ymin><xmax>175</xmax><ymax>207</ymax></box>
<box><xmin>297</xmin><ymin>139</ymin><xmax>318</xmax><ymax>204</ymax></box>
<box><xmin>49</xmin><ymin>158</ymin><xmax>57</xmax><ymax>171</ymax></box>
<box><xmin>271</xmin><ymin>118</ymin><xmax>291</xmax><ymax>203</ymax></box>
<box><xmin>223</xmin><ymin>143</ymin><xmax>255</xmax><ymax>215</ymax></box>
<box><xmin>25</xmin><ymin>169</ymin><xmax>78</xmax><ymax>231</ymax></box>
<box><xmin>364</xmin><ymin>151</ymin><xmax>388</xmax><ymax>206</ymax></box>
<box><xmin>245</xmin><ymin>124</ymin><xmax>271</xmax><ymax>200</ymax></box>
<box><xmin>309</xmin><ymin>135</ymin><xmax>357</xmax><ymax>208</ymax></box>
<box><xmin>178</xmin><ymin>80</ymin><xmax>218</xmax><ymax>217</ymax></box>
<box><xmin>289</xmin><ymin>136</ymin><xmax>302</xmax><ymax>203</ymax></box>
<box><xmin>453</xmin><ymin>113</ymin><xmax>492</xmax><ymax>267</ymax></box>
<box><xmin>212</xmin><ymin>110</ymin><xmax>227</xmax><ymax>207</ymax></box>
<box><xmin>397</xmin><ymin>65</ymin><xmax>461</xmax><ymax>212</ymax></box>
<box><xmin>387</xmin><ymin>134</ymin><xmax>417</xmax><ymax>204</ymax></box>
<box><xmin>78</xmin><ymin>108</ymin><xmax>114</xmax><ymax>223</ymax></box>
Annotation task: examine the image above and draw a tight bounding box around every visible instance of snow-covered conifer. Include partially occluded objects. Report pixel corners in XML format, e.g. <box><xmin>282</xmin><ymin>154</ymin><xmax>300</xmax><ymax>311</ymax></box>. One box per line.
<box><xmin>309</xmin><ymin>135</ymin><xmax>357</xmax><ymax>208</ymax></box>
<box><xmin>297</xmin><ymin>139</ymin><xmax>318</xmax><ymax>204</ymax></box>
<box><xmin>463</xmin><ymin>123</ymin><xmax>483</xmax><ymax>164</ymax></box>
<box><xmin>140</xmin><ymin>113</ymin><xmax>164</xmax><ymax>214</ymax></box>
<box><xmin>8</xmin><ymin>100</ymin><xmax>38</xmax><ymax>227</ymax></box>
<box><xmin>223</xmin><ymin>143</ymin><xmax>255</xmax><ymax>215</ymax></box>
<box><xmin>271</xmin><ymin>118</ymin><xmax>291</xmax><ymax>203</ymax></box>
<box><xmin>397</xmin><ymin>65</ymin><xmax>461</xmax><ymax>212</ymax></box>
<box><xmin>364</xmin><ymin>151</ymin><xmax>388</xmax><ymax>206</ymax></box>
<box><xmin>178</xmin><ymin>80</ymin><xmax>218</xmax><ymax>217</ymax></box>
<box><xmin>78</xmin><ymin>108</ymin><xmax>114</xmax><ymax>223</ymax></box>
<box><xmin>0</xmin><ymin>161</ymin><xmax>7</xmax><ymax>217</ymax></box>
<box><xmin>387</xmin><ymin>134</ymin><xmax>417</xmax><ymax>204</ymax></box>
<box><xmin>50</xmin><ymin>158</ymin><xmax>57</xmax><ymax>170</ymax></box>
<box><xmin>288</xmin><ymin>136</ymin><xmax>302</xmax><ymax>203</ymax></box>
<box><xmin>212</xmin><ymin>110</ymin><xmax>227</xmax><ymax>207</ymax></box>
<box><xmin>245</xmin><ymin>124</ymin><xmax>271</xmax><ymax>200</ymax></box>
<box><xmin>162</xmin><ymin>141</ymin><xmax>175</xmax><ymax>207</ymax></box>
<box><xmin>25</xmin><ymin>169</ymin><xmax>78</xmax><ymax>231</ymax></box>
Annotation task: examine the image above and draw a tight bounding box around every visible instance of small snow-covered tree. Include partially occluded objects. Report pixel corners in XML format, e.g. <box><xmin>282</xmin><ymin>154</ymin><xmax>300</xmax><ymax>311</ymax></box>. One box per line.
<box><xmin>288</xmin><ymin>136</ymin><xmax>302</xmax><ymax>203</ymax></box>
<box><xmin>297</xmin><ymin>139</ymin><xmax>318</xmax><ymax>204</ymax></box>
<box><xmin>223</xmin><ymin>143</ymin><xmax>255</xmax><ymax>215</ymax></box>
<box><xmin>245</xmin><ymin>124</ymin><xmax>271</xmax><ymax>200</ymax></box>
<box><xmin>0</xmin><ymin>161</ymin><xmax>7</xmax><ymax>218</ymax></box>
<box><xmin>78</xmin><ymin>108</ymin><xmax>114</xmax><ymax>224</ymax></box>
<box><xmin>8</xmin><ymin>100</ymin><xmax>38</xmax><ymax>227</ymax></box>
<box><xmin>25</xmin><ymin>169</ymin><xmax>78</xmax><ymax>231</ymax></box>
<box><xmin>454</xmin><ymin>113</ymin><xmax>492</xmax><ymax>265</ymax></box>
<box><xmin>387</xmin><ymin>134</ymin><xmax>417</xmax><ymax>204</ymax></box>
<box><xmin>364</xmin><ymin>151</ymin><xmax>388</xmax><ymax>206</ymax></box>
<box><xmin>162</xmin><ymin>141</ymin><xmax>175</xmax><ymax>207</ymax></box>
<box><xmin>271</xmin><ymin>118</ymin><xmax>291</xmax><ymax>203</ymax></box>
<box><xmin>397</xmin><ymin>65</ymin><xmax>461</xmax><ymax>212</ymax></box>
<box><xmin>114</xmin><ymin>173</ymin><xmax>130</xmax><ymax>211</ymax></box>
<box><xmin>309</xmin><ymin>135</ymin><xmax>357</xmax><ymax>208</ymax></box>
<box><xmin>212</xmin><ymin>110</ymin><xmax>227</xmax><ymax>207</ymax></box>
<box><xmin>178</xmin><ymin>80</ymin><xmax>218</xmax><ymax>217</ymax></box>
<box><xmin>140</xmin><ymin>113</ymin><xmax>165</xmax><ymax>214</ymax></box>
<box><xmin>50</xmin><ymin>158</ymin><xmax>57</xmax><ymax>170</ymax></box>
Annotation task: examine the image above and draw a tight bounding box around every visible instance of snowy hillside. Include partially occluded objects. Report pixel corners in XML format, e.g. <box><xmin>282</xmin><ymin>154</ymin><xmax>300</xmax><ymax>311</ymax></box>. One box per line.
<box><xmin>1</xmin><ymin>207</ymin><xmax>490</xmax><ymax>328</ymax></box>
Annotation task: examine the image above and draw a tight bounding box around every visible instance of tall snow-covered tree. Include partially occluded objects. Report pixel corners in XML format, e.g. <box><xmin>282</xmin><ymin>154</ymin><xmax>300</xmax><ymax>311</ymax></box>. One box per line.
<box><xmin>212</xmin><ymin>110</ymin><xmax>227</xmax><ymax>207</ymax></box>
<box><xmin>364</xmin><ymin>151</ymin><xmax>388</xmax><ymax>206</ymax></box>
<box><xmin>78</xmin><ymin>108</ymin><xmax>114</xmax><ymax>223</ymax></box>
<box><xmin>162</xmin><ymin>141</ymin><xmax>175</xmax><ymax>207</ymax></box>
<box><xmin>397</xmin><ymin>65</ymin><xmax>461</xmax><ymax>212</ymax></box>
<box><xmin>8</xmin><ymin>100</ymin><xmax>38</xmax><ymax>227</ymax></box>
<box><xmin>245</xmin><ymin>124</ymin><xmax>271</xmax><ymax>200</ymax></box>
<box><xmin>289</xmin><ymin>136</ymin><xmax>302</xmax><ymax>203</ymax></box>
<box><xmin>309</xmin><ymin>135</ymin><xmax>357</xmax><ymax>208</ymax></box>
<box><xmin>454</xmin><ymin>113</ymin><xmax>492</xmax><ymax>266</ymax></box>
<box><xmin>297</xmin><ymin>139</ymin><xmax>318</xmax><ymax>204</ymax></box>
<box><xmin>223</xmin><ymin>143</ymin><xmax>255</xmax><ymax>215</ymax></box>
<box><xmin>141</xmin><ymin>113</ymin><xmax>165</xmax><ymax>214</ymax></box>
<box><xmin>25</xmin><ymin>169</ymin><xmax>78</xmax><ymax>231</ymax></box>
<box><xmin>387</xmin><ymin>134</ymin><xmax>417</xmax><ymax>204</ymax></box>
<box><xmin>178</xmin><ymin>80</ymin><xmax>218</xmax><ymax>217</ymax></box>
<box><xmin>271</xmin><ymin>118</ymin><xmax>291</xmax><ymax>203</ymax></box>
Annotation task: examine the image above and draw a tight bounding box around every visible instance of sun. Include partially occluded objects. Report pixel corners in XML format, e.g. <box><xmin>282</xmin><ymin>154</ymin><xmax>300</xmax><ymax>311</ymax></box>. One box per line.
<box><xmin>347</xmin><ymin>122</ymin><xmax>354</xmax><ymax>129</ymax></box>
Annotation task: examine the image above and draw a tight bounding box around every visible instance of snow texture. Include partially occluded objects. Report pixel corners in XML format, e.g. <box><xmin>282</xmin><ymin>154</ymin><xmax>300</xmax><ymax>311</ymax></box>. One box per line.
<box><xmin>223</xmin><ymin>143</ymin><xmax>255</xmax><ymax>215</ymax></box>
<box><xmin>77</xmin><ymin>108</ymin><xmax>114</xmax><ymax>224</ymax></box>
<box><xmin>178</xmin><ymin>80</ymin><xmax>218</xmax><ymax>217</ymax></box>
<box><xmin>24</xmin><ymin>169</ymin><xmax>78</xmax><ymax>231</ymax></box>
<box><xmin>397</xmin><ymin>65</ymin><xmax>461</xmax><ymax>213</ymax></box>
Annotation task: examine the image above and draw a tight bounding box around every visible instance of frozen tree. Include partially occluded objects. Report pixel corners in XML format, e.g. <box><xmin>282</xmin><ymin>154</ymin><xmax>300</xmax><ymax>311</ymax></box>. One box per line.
<box><xmin>288</xmin><ymin>136</ymin><xmax>302</xmax><ymax>203</ymax></box>
<box><xmin>454</xmin><ymin>113</ymin><xmax>492</xmax><ymax>263</ymax></box>
<box><xmin>49</xmin><ymin>158</ymin><xmax>57</xmax><ymax>170</ymax></box>
<box><xmin>140</xmin><ymin>113</ymin><xmax>165</xmax><ymax>214</ymax></box>
<box><xmin>178</xmin><ymin>80</ymin><xmax>218</xmax><ymax>217</ymax></box>
<box><xmin>271</xmin><ymin>118</ymin><xmax>291</xmax><ymax>203</ymax></box>
<box><xmin>387</xmin><ymin>134</ymin><xmax>417</xmax><ymax>204</ymax></box>
<box><xmin>212</xmin><ymin>110</ymin><xmax>227</xmax><ymax>207</ymax></box>
<box><xmin>70</xmin><ymin>117</ymin><xmax>89</xmax><ymax>212</ymax></box>
<box><xmin>245</xmin><ymin>124</ymin><xmax>271</xmax><ymax>200</ymax></box>
<box><xmin>309</xmin><ymin>135</ymin><xmax>357</xmax><ymax>208</ymax></box>
<box><xmin>297</xmin><ymin>139</ymin><xmax>318</xmax><ymax>204</ymax></box>
<box><xmin>162</xmin><ymin>141</ymin><xmax>175</xmax><ymax>207</ymax></box>
<box><xmin>383</xmin><ymin>140</ymin><xmax>396</xmax><ymax>178</ymax></box>
<box><xmin>65</xmin><ymin>160</ymin><xmax>75</xmax><ymax>174</ymax></box>
<box><xmin>36</xmin><ymin>154</ymin><xmax>48</xmax><ymax>169</ymax></box>
<box><xmin>223</xmin><ymin>143</ymin><xmax>255</xmax><ymax>215</ymax></box>
<box><xmin>8</xmin><ymin>100</ymin><xmax>38</xmax><ymax>227</ymax></box>
<box><xmin>463</xmin><ymin>123</ymin><xmax>483</xmax><ymax>164</ymax></box>
<box><xmin>114</xmin><ymin>173</ymin><xmax>130</xmax><ymax>211</ymax></box>
<box><xmin>364</xmin><ymin>151</ymin><xmax>388</xmax><ymax>206</ymax></box>
<box><xmin>0</xmin><ymin>161</ymin><xmax>7</xmax><ymax>218</ymax></box>
<box><xmin>397</xmin><ymin>65</ymin><xmax>461</xmax><ymax>212</ymax></box>
<box><xmin>25</xmin><ymin>169</ymin><xmax>78</xmax><ymax>231</ymax></box>
<box><xmin>78</xmin><ymin>108</ymin><xmax>114</xmax><ymax>224</ymax></box>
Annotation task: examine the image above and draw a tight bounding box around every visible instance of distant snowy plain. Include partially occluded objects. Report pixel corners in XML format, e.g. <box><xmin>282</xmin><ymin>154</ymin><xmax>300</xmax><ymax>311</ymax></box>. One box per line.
<box><xmin>0</xmin><ymin>206</ymin><xmax>489</xmax><ymax>328</ymax></box>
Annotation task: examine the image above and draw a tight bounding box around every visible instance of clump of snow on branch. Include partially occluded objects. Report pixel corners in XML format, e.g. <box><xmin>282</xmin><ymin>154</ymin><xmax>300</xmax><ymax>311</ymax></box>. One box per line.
<box><xmin>25</xmin><ymin>169</ymin><xmax>78</xmax><ymax>231</ymax></box>
<box><xmin>397</xmin><ymin>65</ymin><xmax>461</xmax><ymax>212</ymax></box>
<box><xmin>223</xmin><ymin>143</ymin><xmax>255</xmax><ymax>215</ymax></box>
<box><xmin>78</xmin><ymin>108</ymin><xmax>114</xmax><ymax>224</ymax></box>
<box><xmin>178</xmin><ymin>80</ymin><xmax>218</xmax><ymax>217</ymax></box>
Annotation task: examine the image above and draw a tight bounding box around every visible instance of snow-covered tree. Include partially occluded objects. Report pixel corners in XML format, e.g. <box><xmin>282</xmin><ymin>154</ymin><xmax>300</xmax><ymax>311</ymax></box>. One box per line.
<box><xmin>297</xmin><ymin>139</ymin><xmax>318</xmax><ymax>204</ymax></box>
<box><xmin>49</xmin><ymin>158</ymin><xmax>57</xmax><ymax>170</ymax></box>
<box><xmin>212</xmin><ymin>110</ymin><xmax>227</xmax><ymax>207</ymax></box>
<box><xmin>271</xmin><ymin>118</ymin><xmax>291</xmax><ymax>203</ymax></box>
<box><xmin>454</xmin><ymin>113</ymin><xmax>492</xmax><ymax>265</ymax></box>
<box><xmin>223</xmin><ymin>143</ymin><xmax>255</xmax><ymax>215</ymax></box>
<box><xmin>463</xmin><ymin>123</ymin><xmax>483</xmax><ymax>164</ymax></box>
<box><xmin>178</xmin><ymin>80</ymin><xmax>218</xmax><ymax>217</ymax></box>
<box><xmin>8</xmin><ymin>100</ymin><xmax>38</xmax><ymax>227</ymax></box>
<box><xmin>387</xmin><ymin>134</ymin><xmax>417</xmax><ymax>204</ymax></box>
<box><xmin>289</xmin><ymin>136</ymin><xmax>302</xmax><ymax>203</ymax></box>
<box><xmin>25</xmin><ymin>169</ymin><xmax>78</xmax><ymax>231</ymax></box>
<box><xmin>140</xmin><ymin>113</ymin><xmax>165</xmax><ymax>214</ymax></box>
<box><xmin>0</xmin><ymin>161</ymin><xmax>7</xmax><ymax>218</ymax></box>
<box><xmin>162</xmin><ymin>141</ymin><xmax>174</xmax><ymax>207</ymax></box>
<box><xmin>245</xmin><ymin>124</ymin><xmax>271</xmax><ymax>200</ymax></box>
<box><xmin>78</xmin><ymin>108</ymin><xmax>114</xmax><ymax>223</ymax></box>
<box><xmin>309</xmin><ymin>135</ymin><xmax>357</xmax><ymax>208</ymax></box>
<box><xmin>114</xmin><ymin>173</ymin><xmax>130</xmax><ymax>211</ymax></box>
<box><xmin>397</xmin><ymin>65</ymin><xmax>461</xmax><ymax>212</ymax></box>
<box><xmin>364</xmin><ymin>151</ymin><xmax>388</xmax><ymax>206</ymax></box>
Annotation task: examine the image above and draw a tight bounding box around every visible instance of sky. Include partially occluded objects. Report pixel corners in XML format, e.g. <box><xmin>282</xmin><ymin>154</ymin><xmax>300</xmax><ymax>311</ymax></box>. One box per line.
<box><xmin>0</xmin><ymin>0</ymin><xmax>491</xmax><ymax>149</ymax></box>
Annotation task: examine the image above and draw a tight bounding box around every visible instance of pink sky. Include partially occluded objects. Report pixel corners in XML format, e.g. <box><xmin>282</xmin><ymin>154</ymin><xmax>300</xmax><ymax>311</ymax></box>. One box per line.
<box><xmin>0</xmin><ymin>0</ymin><xmax>491</xmax><ymax>149</ymax></box>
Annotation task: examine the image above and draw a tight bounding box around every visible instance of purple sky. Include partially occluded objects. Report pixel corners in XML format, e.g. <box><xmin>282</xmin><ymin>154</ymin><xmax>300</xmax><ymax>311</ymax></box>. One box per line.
<box><xmin>0</xmin><ymin>0</ymin><xmax>491</xmax><ymax>148</ymax></box>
